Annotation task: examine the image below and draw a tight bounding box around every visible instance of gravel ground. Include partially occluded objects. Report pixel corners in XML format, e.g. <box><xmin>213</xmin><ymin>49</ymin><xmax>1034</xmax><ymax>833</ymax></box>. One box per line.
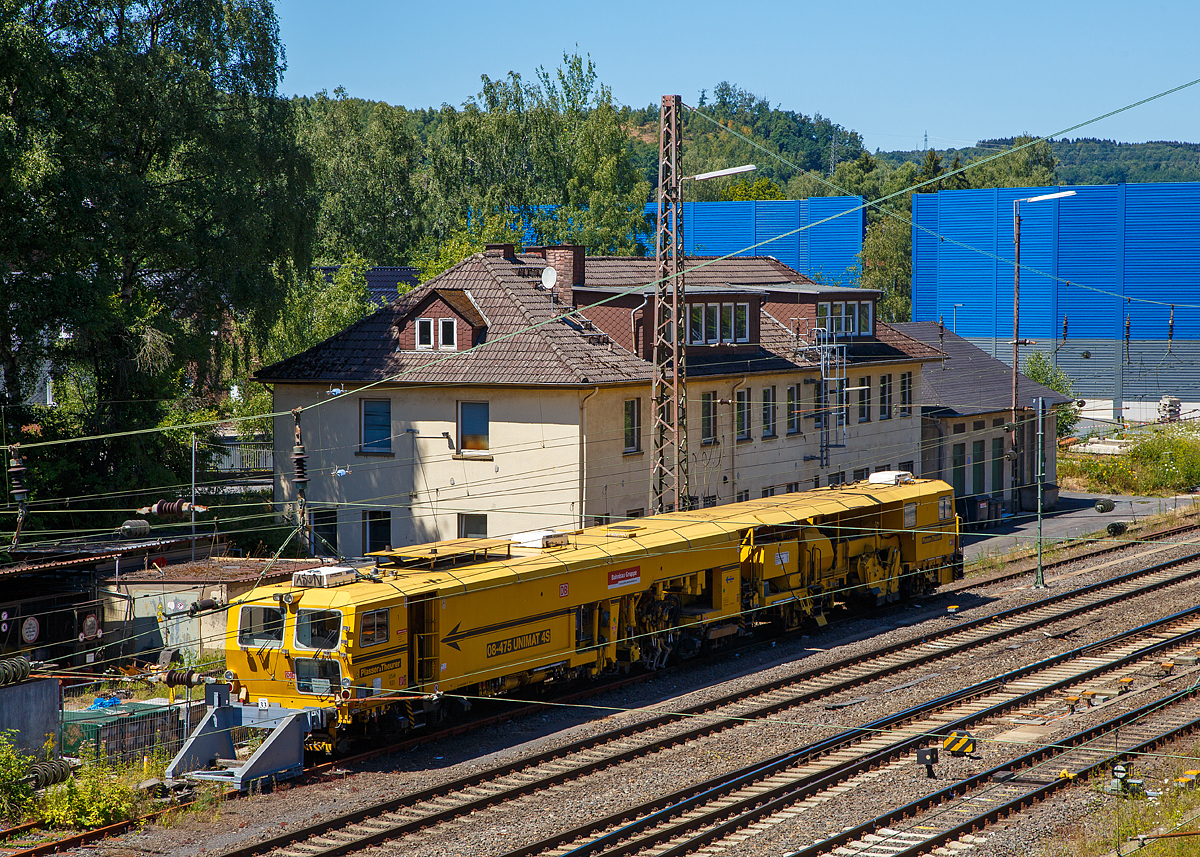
<box><xmin>67</xmin><ymin>537</ymin><xmax>1200</xmax><ymax>857</ymax></box>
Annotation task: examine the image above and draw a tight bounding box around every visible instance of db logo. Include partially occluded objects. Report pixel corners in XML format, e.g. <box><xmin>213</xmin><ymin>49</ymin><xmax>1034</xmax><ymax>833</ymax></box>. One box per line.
<box><xmin>559</xmin><ymin>583</ymin><xmax>569</xmax><ymax>598</ymax></box>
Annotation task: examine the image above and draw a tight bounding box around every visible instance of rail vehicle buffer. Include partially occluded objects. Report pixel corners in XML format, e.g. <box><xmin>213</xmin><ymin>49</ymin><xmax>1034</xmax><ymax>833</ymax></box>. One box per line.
<box><xmin>942</xmin><ymin>730</ymin><xmax>975</xmax><ymax>757</ymax></box>
<box><xmin>165</xmin><ymin>682</ymin><xmax>328</xmax><ymax>791</ymax></box>
<box><xmin>915</xmin><ymin>746</ymin><xmax>938</xmax><ymax>778</ymax></box>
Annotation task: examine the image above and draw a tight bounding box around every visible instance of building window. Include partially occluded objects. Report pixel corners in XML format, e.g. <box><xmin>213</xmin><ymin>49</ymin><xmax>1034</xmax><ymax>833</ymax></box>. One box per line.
<box><xmin>786</xmin><ymin>384</ymin><xmax>801</xmax><ymax>434</ymax></box>
<box><xmin>735</xmin><ymin>490</ymin><xmax>750</xmax><ymax>503</ymax></box>
<box><xmin>899</xmin><ymin>460</ymin><xmax>915</xmax><ymax>473</ymax></box>
<box><xmin>416</xmin><ymin>318</ymin><xmax>433</xmax><ymax>349</ymax></box>
<box><xmin>705</xmin><ymin>303</ymin><xmax>719</xmax><ymax>343</ymax></box>
<box><xmin>720</xmin><ymin>304</ymin><xmax>733</xmax><ymax>342</ymax></box>
<box><xmin>439</xmin><ymin>318</ymin><xmax>457</xmax><ymax>350</ymax></box>
<box><xmin>858</xmin><ymin>302</ymin><xmax>873</xmax><ymax>336</ymax></box>
<box><xmin>829</xmin><ymin>471</ymin><xmax>845</xmax><ymax>486</ymax></box>
<box><xmin>816</xmin><ymin>302</ymin><xmax>829</xmax><ymax>331</ymax></box>
<box><xmin>879</xmin><ymin>374</ymin><xmax>892</xmax><ymax>420</ymax></box>
<box><xmin>359</xmin><ymin>608</ymin><xmax>389</xmax><ymax>647</ymax></box>
<box><xmin>992</xmin><ymin>438</ymin><xmax>1005</xmax><ymax>496</ymax></box>
<box><xmin>361</xmin><ymin>399</ymin><xmax>392</xmax><ymax>452</ymax></box>
<box><xmin>857</xmin><ymin>376</ymin><xmax>871</xmax><ymax>423</ymax></box>
<box><xmin>591</xmin><ymin>515</ymin><xmax>612</xmax><ymax>527</ymax></box>
<box><xmin>953</xmin><ymin>423</ymin><xmax>966</xmax><ymax>434</ymax></box>
<box><xmin>853</xmin><ymin>467</ymin><xmax>870</xmax><ymax>482</ymax></box>
<box><xmin>734</xmin><ymin>303</ymin><xmax>750</xmax><ymax>342</ymax></box>
<box><xmin>624</xmin><ymin>398</ymin><xmax>641</xmax><ymax>452</ymax></box>
<box><xmin>762</xmin><ymin>386</ymin><xmax>777</xmax><ymax>438</ymax></box>
<box><xmin>952</xmin><ymin>443</ymin><xmax>966</xmax><ymax>496</ymax></box>
<box><xmin>973</xmin><ymin>420</ymin><xmax>986</xmax><ymax>431</ymax></box>
<box><xmin>993</xmin><ymin>418</ymin><xmax>1005</xmax><ymax>428</ymax></box>
<box><xmin>814</xmin><ymin>382</ymin><xmax>827</xmax><ymax>429</ymax></box>
<box><xmin>701</xmin><ymin>392</ymin><xmax>716</xmax><ymax>443</ymax></box>
<box><xmin>876</xmin><ymin>464</ymin><xmax>891</xmax><ymax>472</ymax></box>
<box><xmin>458</xmin><ymin>401</ymin><xmax>489</xmax><ymax>454</ymax></box>
<box><xmin>689</xmin><ymin>304</ymin><xmax>704</xmax><ymax>344</ymax></box>
<box><xmin>703</xmin><ymin>495</ymin><xmax>718</xmax><ymax>508</ymax></box>
<box><xmin>735</xmin><ymin>389</ymin><xmax>751</xmax><ymax>439</ymax></box>
<box><xmin>813</xmin><ymin>476</ymin><xmax>821</xmax><ymax>489</ymax></box>
<box><xmin>312</xmin><ymin>508</ymin><xmax>338</xmax><ymax>557</ymax></box>
<box><xmin>785</xmin><ymin>482</ymin><xmax>799</xmax><ymax>493</ymax></box>
<box><xmin>972</xmin><ymin>440</ymin><xmax>985</xmax><ymax>496</ymax></box>
<box><xmin>458</xmin><ymin>513</ymin><xmax>487</xmax><ymax>539</ymax></box>
<box><xmin>831</xmin><ymin>302</ymin><xmax>845</xmax><ymax>334</ymax></box>
<box><xmin>837</xmin><ymin>379</ymin><xmax>848</xmax><ymax>426</ymax></box>
<box><xmin>761</xmin><ymin>486</ymin><xmax>775</xmax><ymax>498</ymax></box>
<box><xmin>364</xmin><ymin>510</ymin><xmax>390</xmax><ymax>554</ymax></box>
<box><xmin>899</xmin><ymin>372</ymin><xmax>913</xmax><ymax>416</ymax></box>
<box><xmin>626</xmin><ymin>508</ymin><xmax>644</xmax><ymax>519</ymax></box>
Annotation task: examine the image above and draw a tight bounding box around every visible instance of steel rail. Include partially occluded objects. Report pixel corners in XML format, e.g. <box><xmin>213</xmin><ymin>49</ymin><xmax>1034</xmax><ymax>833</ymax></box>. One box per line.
<box><xmin>236</xmin><ymin>604</ymin><xmax>1200</xmax><ymax>857</ymax></box>
<box><xmin>518</xmin><ymin>610</ymin><xmax>1200</xmax><ymax>857</ymax></box>
<box><xmin>786</xmin><ymin>686</ymin><xmax>1200</xmax><ymax>857</ymax></box>
<box><xmin>12</xmin><ymin>535</ymin><xmax>1198</xmax><ymax>857</ymax></box>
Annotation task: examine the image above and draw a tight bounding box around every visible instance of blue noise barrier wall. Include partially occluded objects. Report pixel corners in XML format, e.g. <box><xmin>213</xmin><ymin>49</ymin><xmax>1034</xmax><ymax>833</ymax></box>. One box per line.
<box><xmin>642</xmin><ymin>198</ymin><xmax>865</xmax><ymax>285</ymax></box>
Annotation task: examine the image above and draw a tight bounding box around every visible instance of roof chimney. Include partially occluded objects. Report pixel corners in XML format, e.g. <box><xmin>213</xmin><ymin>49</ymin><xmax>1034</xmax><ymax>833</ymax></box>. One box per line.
<box><xmin>484</xmin><ymin>243</ymin><xmax>515</xmax><ymax>258</ymax></box>
<box><xmin>544</xmin><ymin>245</ymin><xmax>584</xmax><ymax>307</ymax></box>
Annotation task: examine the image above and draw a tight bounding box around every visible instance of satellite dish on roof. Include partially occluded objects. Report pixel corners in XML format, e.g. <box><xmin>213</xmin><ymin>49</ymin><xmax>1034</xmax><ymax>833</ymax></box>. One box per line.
<box><xmin>540</xmin><ymin>266</ymin><xmax>558</xmax><ymax>290</ymax></box>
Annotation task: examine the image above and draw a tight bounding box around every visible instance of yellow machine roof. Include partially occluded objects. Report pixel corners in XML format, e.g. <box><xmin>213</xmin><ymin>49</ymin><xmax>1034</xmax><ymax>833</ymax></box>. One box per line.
<box><xmin>344</xmin><ymin>478</ymin><xmax>952</xmax><ymax>599</ymax></box>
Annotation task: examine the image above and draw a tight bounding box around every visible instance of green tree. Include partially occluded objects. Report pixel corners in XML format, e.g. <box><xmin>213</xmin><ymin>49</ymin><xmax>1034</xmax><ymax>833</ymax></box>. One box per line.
<box><xmin>966</xmin><ymin>134</ymin><xmax>1057</xmax><ymax>188</ymax></box>
<box><xmin>233</xmin><ymin>254</ymin><xmax>376</xmax><ymax>434</ymax></box>
<box><xmin>423</xmin><ymin>51</ymin><xmax>650</xmax><ymax>257</ymax></box>
<box><xmin>299</xmin><ymin>89</ymin><xmax>421</xmax><ymax>265</ymax></box>
<box><xmin>722</xmin><ymin>177</ymin><xmax>785</xmax><ymax>201</ymax></box>
<box><xmin>0</xmin><ymin>0</ymin><xmax>312</xmax><ymax>516</ymax></box>
<box><xmin>858</xmin><ymin>217</ymin><xmax>912</xmax><ymax>322</ymax></box>
<box><xmin>1023</xmin><ymin>352</ymin><xmax>1081</xmax><ymax>437</ymax></box>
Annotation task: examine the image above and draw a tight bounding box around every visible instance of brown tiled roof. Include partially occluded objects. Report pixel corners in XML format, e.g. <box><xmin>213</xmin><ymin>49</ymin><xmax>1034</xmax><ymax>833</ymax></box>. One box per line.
<box><xmin>436</xmin><ymin>289</ymin><xmax>488</xmax><ymax>327</ymax></box>
<box><xmin>256</xmin><ymin>254</ymin><xmax>935</xmax><ymax>387</ymax></box>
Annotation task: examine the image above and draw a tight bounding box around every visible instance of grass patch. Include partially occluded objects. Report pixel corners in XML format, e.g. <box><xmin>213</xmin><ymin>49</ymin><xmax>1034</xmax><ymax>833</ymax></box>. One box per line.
<box><xmin>1045</xmin><ymin>741</ymin><xmax>1200</xmax><ymax>856</ymax></box>
<box><xmin>1061</xmin><ymin>423</ymin><xmax>1200</xmax><ymax>495</ymax></box>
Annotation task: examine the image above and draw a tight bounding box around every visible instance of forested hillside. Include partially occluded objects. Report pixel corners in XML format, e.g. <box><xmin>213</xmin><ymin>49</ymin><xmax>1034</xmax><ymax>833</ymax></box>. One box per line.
<box><xmin>878</xmin><ymin>138</ymin><xmax>1200</xmax><ymax>185</ymax></box>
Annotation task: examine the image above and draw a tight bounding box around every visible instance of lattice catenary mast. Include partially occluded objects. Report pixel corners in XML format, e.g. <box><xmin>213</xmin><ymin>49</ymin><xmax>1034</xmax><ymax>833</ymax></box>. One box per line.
<box><xmin>650</xmin><ymin>95</ymin><xmax>689</xmax><ymax>514</ymax></box>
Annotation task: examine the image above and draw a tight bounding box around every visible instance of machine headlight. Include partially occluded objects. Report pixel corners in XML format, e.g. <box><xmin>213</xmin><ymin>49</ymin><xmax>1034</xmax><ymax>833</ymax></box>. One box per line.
<box><xmin>341</xmin><ymin>677</ymin><xmax>352</xmax><ymax>688</ymax></box>
<box><xmin>224</xmin><ymin>670</ymin><xmax>236</xmax><ymax>682</ymax></box>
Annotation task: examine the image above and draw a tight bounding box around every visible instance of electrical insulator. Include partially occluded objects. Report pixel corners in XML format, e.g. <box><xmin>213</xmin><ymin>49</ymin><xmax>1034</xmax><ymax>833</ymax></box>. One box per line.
<box><xmin>292</xmin><ymin>444</ymin><xmax>309</xmax><ymax>486</ymax></box>
<box><xmin>7</xmin><ymin>450</ymin><xmax>27</xmax><ymax>504</ymax></box>
<box><xmin>1062</xmin><ymin>316</ymin><xmax>1068</xmax><ymax>341</ymax></box>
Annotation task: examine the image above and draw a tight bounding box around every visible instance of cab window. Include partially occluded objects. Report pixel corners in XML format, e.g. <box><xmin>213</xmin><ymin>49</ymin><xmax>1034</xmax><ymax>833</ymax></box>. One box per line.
<box><xmin>294</xmin><ymin>658</ymin><xmax>340</xmax><ymax>695</ymax></box>
<box><xmin>360</xmin><ymin>608</ymin><xmax>389</xmax><ymax>647</ymax></box>
<box><xmin>238</xmin><ymin>605</ymin><xmax>283</xmax><ymax>648</ymax></box>
<box><xmin>295</xmin><ymin>609</ymin><xmax>342</xmax><ymax>650</ymax></box>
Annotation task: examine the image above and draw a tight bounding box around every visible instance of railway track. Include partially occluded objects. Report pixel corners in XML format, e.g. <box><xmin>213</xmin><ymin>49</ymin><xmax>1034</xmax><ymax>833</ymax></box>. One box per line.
<box><xmin>790</xmin><ymin>687</ymin><xmax>1200</xmax><ymax>857</ymax></box>
<box><xmin>205</xmin><ymin>551</ymin><xmax>1200</xmax><ymax>857</ymax></box>
<box><xmin>498</xmin><ymin>610</ymin><xmax>1200</xmax><ymax>857</ymax></box>
<box><xmin>5</xmin><ymin>522</ymin><xmax>1196</xmax><ymax>857</ymax></box>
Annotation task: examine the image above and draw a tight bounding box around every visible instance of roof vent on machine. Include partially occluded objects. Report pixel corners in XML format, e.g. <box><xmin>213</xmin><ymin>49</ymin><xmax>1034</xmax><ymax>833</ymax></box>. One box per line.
<box><xmin>868</xmin><ymin>470</ymin><xmax>915</xmax><ymax>486</ymax></box>
<box><xmin>292</xmin><ymin>566</ymin><xmax>357</xmax><ymax>588</ymax></box>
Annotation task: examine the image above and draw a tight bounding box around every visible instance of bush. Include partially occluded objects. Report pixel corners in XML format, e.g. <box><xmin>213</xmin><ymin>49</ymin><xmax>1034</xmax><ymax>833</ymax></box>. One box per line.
<box><xmin>0</xmin><ymin>731</ymin><xmax>34</xmax><ymax>822</ymax></box>
<box><xmin>38</xmin><ymin>759</ymin><xmax>139</xmax><ymax>830</ymax></box>
<box><xmin>1060</xmin><ymin>423</ymin><xmax>1200</xmax><ymax>495</ymax></box>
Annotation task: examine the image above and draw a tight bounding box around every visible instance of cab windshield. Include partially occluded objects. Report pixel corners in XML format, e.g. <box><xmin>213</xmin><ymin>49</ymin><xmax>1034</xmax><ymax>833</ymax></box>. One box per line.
<box><xmin>238</xmin><ymin>605</ymin><xmax>284</xmax><ymax>648</ymax></box>
<box><xmin>295</xmin><ymin>609</ymin><xmax>342</xmax><ymax>650</ymax></box>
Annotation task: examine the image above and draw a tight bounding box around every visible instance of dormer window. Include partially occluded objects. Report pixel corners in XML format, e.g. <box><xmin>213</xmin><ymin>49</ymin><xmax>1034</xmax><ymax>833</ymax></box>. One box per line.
<box><xmin>439</xmin><ymin>318</ymin><xmax>457</xmax><ymax>350</ymax></box>
<box><xmin>687</xmin><ymin>301</ymin><xmax>752</xmax><ymax>345</ymax></box>
<box><xmin>817</xmin><ymin>301</ymin><xmax>873</xmax><ymax>337</ymax></box>
<box><xmin>416</xmin><ymin>318</ymin><xmax>433</xmax><ymax>349</ymax></box>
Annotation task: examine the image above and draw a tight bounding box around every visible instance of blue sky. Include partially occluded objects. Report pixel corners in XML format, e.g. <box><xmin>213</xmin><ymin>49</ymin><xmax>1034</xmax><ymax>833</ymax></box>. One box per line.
<box><xmin>277</xmin><ymin>1</ymin><xmax>1200</xmax><ymax>153</ymax></box>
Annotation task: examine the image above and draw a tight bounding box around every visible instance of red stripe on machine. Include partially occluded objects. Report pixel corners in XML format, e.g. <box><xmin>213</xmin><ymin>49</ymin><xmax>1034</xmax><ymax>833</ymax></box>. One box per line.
<box><xmin>607</xmin><ymin>566</ymin><xmax>641</xmax><ymax>589</ymax></box>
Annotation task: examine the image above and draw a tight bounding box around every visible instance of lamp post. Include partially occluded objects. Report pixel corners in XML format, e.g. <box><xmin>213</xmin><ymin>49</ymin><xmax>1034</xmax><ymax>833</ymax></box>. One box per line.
<box><xmin>1011</xmin><ymin>190</ymin><xmax>1075</xmax><ymax>513</ymax></box>
<box><xmin>952</xmin><ymin>303</ymin><xmax>964</xmax><ymax>333</ymax></box>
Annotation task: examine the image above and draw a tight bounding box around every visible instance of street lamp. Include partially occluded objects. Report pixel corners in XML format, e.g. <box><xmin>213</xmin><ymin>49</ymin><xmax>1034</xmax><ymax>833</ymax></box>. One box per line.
<box><xmin>686</xmin><ymin>164</ymin><xmax>756</xmax><ymax>182</ymax></box>
<box><xmin>953</xmin><ymin>303</ymin><xmax>965</xmax><ymax>333</ymax></box>
<box><xmin>1012</xmin><ymin>189</ymin><xmax>1075</xmax><ymax>587</ymax></box>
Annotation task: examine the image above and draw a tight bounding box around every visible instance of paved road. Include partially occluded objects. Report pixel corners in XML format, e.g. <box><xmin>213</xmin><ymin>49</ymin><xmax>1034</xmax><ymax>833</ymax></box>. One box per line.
<box><xmin>962</xmin><ymin>490</ymin><xmax>1199</xmax><ymax>563</ymax></box>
